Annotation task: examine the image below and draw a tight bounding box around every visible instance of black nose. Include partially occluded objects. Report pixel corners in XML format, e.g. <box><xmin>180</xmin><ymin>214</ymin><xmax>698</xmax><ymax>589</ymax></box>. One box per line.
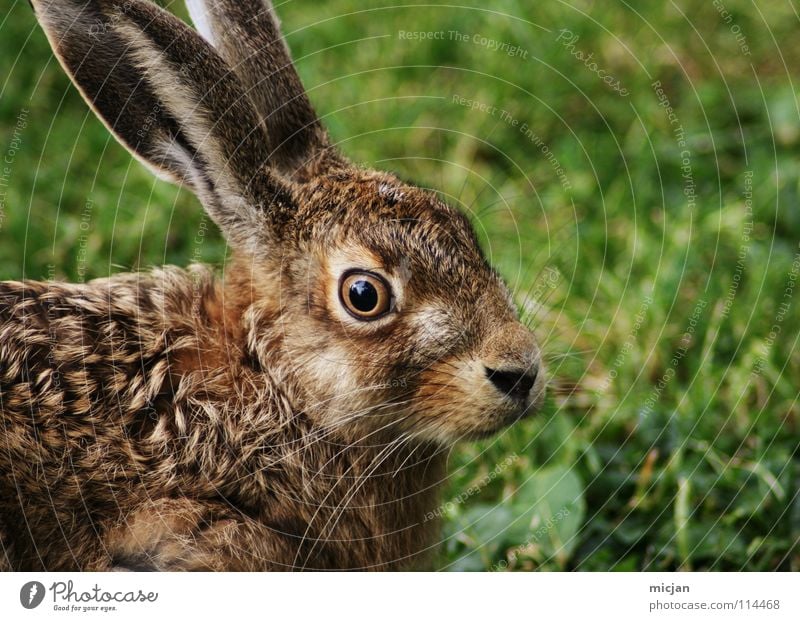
<box><xmin>485</xmin><ymin>366</ymin><xmax>537</xmax><ymax>402</ymax></box>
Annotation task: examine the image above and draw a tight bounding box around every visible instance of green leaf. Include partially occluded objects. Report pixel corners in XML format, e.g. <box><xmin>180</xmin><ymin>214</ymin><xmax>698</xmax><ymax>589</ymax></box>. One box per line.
<box><xmin>508</xmin><ymin>466</ymin><xmax>587</xmax><ymax>566</ymax></box>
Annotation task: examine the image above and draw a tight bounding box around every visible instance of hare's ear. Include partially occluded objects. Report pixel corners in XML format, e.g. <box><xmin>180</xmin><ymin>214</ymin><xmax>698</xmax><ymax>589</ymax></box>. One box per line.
<box><xmin>31</xmin><ymin>0</ymin><xmax>294</xmax><ymax>252</ymax></box>
<box><xmin>185</xmin><ymin>0</ymin><xmax>340</xmax><ymax>178</ymax></box>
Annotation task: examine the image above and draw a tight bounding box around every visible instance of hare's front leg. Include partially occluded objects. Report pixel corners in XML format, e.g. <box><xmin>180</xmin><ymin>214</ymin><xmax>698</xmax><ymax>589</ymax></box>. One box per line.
<box><xmin>104</xmin><ymin>499</ymin><xmax>290</xmax><ymax>571</ymax></box>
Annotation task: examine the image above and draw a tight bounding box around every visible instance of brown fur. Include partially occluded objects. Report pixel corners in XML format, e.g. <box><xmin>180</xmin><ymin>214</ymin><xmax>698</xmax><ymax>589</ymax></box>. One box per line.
<box><xmin>0</xmin><ymin>267</ymin><xmax>446</xmax><ymax>570</ymax></box>
<box><xmin>0</xmin><ymin>0</ymin><xmax>544</xmax><ymax>570</ymax></box>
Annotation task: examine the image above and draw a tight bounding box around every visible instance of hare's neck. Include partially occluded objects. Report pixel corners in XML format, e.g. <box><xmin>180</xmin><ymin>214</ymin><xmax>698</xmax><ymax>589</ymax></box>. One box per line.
<box><xmin>276</xmin><ymin>432</ymin><xmax>447</xmax><ymax>569</ymax></box>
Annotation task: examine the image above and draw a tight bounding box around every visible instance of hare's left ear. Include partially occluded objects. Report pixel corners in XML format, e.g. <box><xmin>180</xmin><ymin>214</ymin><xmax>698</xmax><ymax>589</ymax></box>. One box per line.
<box><xmin>185</xmin><ymin>0</ymin><xmax>341</xmax><ymax>178</ymax></box>
<box><xmin>31</xmin><ymin>0</ymin><xmax>295</xmax><ymax>253</ymax></box>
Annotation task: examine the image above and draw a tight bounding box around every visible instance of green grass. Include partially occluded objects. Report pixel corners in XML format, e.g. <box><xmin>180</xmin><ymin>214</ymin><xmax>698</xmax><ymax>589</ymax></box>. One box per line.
<box><xmin>1</xmin><ymin>0</ymin><xmax>798</xmax><ymax>570</ymax></box>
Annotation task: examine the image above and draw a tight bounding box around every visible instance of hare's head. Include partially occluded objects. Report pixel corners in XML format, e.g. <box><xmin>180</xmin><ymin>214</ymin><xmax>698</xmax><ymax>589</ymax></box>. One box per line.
<box><xmin>34</xmin><ymin>0</ymin><xmax>544</xmax><ymax>443</ymax></box>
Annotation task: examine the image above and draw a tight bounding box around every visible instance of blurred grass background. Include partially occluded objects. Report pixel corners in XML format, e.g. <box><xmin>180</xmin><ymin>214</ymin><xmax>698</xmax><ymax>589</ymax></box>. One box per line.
<box><xmin>1</xmin><ymin>0</ymin><xmax>798</xmax><ymax>570</ymax></box>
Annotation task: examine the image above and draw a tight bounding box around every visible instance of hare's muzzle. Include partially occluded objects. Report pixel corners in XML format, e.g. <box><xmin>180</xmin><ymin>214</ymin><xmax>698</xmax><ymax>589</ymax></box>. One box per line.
<box><xmin>480</xmin><ymin>321</ymin><xmax>544</xmax><ymax>419</ymax></box>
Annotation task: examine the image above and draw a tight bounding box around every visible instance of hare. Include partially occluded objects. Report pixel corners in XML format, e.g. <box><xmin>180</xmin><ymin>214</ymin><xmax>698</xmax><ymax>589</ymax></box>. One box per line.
<box><xmin>0</xmin><ymin>0</ymin><xmax>544</xmax><ymax>571</ymax></box>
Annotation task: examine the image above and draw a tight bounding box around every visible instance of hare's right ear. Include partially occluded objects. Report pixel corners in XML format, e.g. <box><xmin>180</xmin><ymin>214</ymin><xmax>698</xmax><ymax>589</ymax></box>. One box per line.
<box><xmin>31</xmin><ymin>0</ymin><xmax>294</xmax><ymax>253</ymax></box>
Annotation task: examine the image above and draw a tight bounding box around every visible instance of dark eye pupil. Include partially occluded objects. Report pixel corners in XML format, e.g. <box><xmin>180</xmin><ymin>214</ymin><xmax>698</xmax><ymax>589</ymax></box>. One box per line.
<box><xmin>349</xmin><ymin>280</ymin><xmax>378</xmax><ymax>312</ymax></box>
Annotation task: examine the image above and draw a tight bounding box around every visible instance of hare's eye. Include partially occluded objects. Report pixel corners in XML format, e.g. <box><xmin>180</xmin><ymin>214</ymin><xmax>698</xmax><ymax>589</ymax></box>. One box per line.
<box><xmin>339</xmin><ymin>271</ymin><xmax>392</xmax><ymax>320</ymax></box>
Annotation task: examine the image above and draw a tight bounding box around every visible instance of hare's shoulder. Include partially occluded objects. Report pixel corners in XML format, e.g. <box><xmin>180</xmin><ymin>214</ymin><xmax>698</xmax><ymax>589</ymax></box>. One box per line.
<box><xmin>0</xmin><ymin>265</ymin><xmax>213</xmax><ymax>351</ymax></box>
<box><xmin>0</xmin><ymin>266</ymin><xmax>220</xmax><ymax>419</ymax></box>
